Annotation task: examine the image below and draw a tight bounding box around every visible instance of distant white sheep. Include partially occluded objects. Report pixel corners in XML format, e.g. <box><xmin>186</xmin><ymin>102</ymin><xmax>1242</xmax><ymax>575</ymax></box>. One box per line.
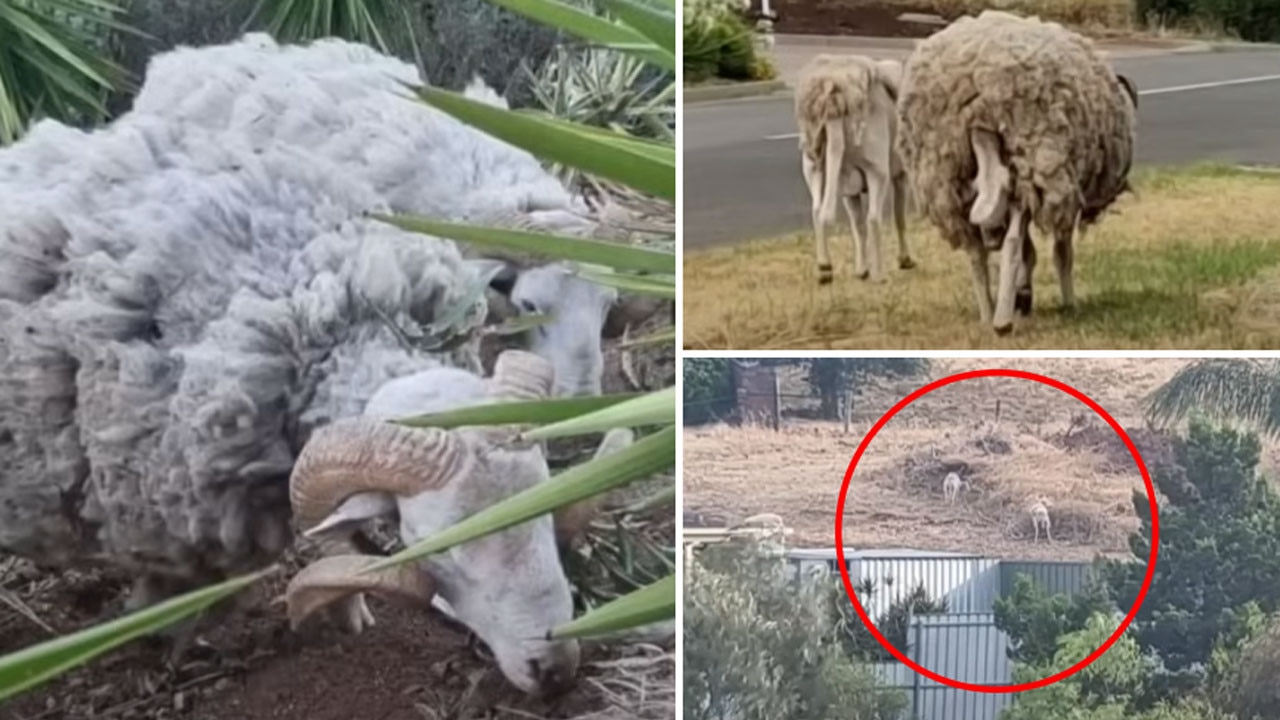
<box><xmin>942</xmin><ymin>472</ymin><xmax>968</xmax><ymax>504</ymax></box>
<box><xmin>1028</xmin><ymin>499</ymin><xmax>1052</xmax><ymax>542</ymax></box>
<box><xmin>794</xmin><ymin>54</ymin><xmax>916</xmax><ymax>285</ymax></box>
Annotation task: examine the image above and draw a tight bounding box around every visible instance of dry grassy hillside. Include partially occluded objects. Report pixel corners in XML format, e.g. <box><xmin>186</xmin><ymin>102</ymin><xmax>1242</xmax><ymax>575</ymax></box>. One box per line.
<box><xmin>684</xmin><ymin>358</ymin><xmax>1280</xmax><ymax>561</ymax></box>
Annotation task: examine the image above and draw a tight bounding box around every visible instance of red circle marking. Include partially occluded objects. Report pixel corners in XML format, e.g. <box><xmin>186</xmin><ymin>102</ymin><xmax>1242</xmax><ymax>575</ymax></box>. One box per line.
<box><xmin>834</xmin><ymin>368</ymin><xmax>1159</xmax><ymax>693</ymax></box>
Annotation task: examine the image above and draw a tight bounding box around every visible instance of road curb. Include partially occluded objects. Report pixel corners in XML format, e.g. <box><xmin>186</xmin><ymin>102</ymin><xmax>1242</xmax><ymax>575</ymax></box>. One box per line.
<box><xmin>1207</xmin><ymin>41</ymin><xmax>1280</xmax><ymax>53</ymax></box>
<box><xmin>684</xmin><ymin>80</ymin><xmax>788</xmax><ymax>104</ymax></box>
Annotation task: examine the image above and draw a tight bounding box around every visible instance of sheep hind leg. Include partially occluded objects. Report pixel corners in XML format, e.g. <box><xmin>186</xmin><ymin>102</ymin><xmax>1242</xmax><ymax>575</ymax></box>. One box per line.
<box><xmin>1054</xmin><ymin>220</ymin><xmax>1077</xmax><ymax>311</ymax></box>
<box><xmin>966</xmin><ymin>244</ymin><xmax>994</xmax><ymax>323</ymax></box>
<box><xmin>863</xmin><ymin>168</ymin><xmax>890</xmax><ymax>283</ymax></box>
<box><xmin>969</xmin><ymin>128</ymin><xmax>1010</xmax><ymax>230</ymax></box>
<box><xmin>893</xmin><ymin>172</ymin><xmax>916</xmax><ymax>270</ymax></box>
<box><xmin>803</xmin><ymin>152</ymin><xmax>833</xmax><ymax>284</ymax></box>
<box><xmin>1015</xmin><ymin>233</ymin><xmax>1036</xmax><ymax>317</ymax></box>
<box><xmin>992</xmin><ymin>206</ymin><xmax>1029</xmax><ymax>335</ymax></box>
<box><xmin>843</xmin><ymin>193</ymin><xmax>869</xmax><ymax>280</ymax></box>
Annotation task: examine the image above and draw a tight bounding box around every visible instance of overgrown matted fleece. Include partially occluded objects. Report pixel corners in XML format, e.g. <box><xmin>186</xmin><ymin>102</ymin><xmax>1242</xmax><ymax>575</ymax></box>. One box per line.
<box><xmin>897</xmin><ymin>9</ymin><xmax>1136</xmax><ymax>249</ymax></box>
<box><xmin>0</xmin><ymin>33</ymin><xmax>612</xmax><ymax>583</ymax></box>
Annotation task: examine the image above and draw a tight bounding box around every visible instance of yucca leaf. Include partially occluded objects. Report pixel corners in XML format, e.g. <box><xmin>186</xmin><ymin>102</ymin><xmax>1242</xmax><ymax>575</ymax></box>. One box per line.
<box><xmin>371</xmin><ymin>214</ymin><xmax>675</xmax><ymax>274</ymax></box>
<box><xmin>617</xmin><ymin>484</ymin><xmax>676</xmax><ymax>514</ymax></box>
<box><xmin>599</xmin><ymin>0</ymin><xmax>675</xmax><ymax>58</ymax></box>
<box><xmin>576</xmin><ymin>267</ymin><xmax>675</xmax><ymax>298</ymax></box>
<box><xmin>618</xmin><ymin>327</ymin><xmax>676</xmax><ymax>349</ymax></box>
<box><xmin>521</xmin><ymin>387</ymin><xmax>674</xmax><ymax>441</ymax></box>
<box><xmin>0</xmin><ymin>567</ymin><xmax>273</xmax><ymax>701</ymax></box>
<box><xmin>367</xmin><ymin>425</ymin><xmax>675</xmax><ymax>570</ymax></box>
<box><xmin>548</xmin><ymin>573</ymin><xmax>674</xmax><ymax>639</ymax></box>
<box><xmin>406</xmin><ymin>84</ymin><xmax>674</xmax><ymax>200</ymax></box>
<box><xmin>395</xmin><ymin>393</ymin><xmax>645</xmax><ymax>429</ymax></box>
<box><xmin>485</xmin><ymin>0</ymin><xmax>672</xmax><ymax>69</ymax></box>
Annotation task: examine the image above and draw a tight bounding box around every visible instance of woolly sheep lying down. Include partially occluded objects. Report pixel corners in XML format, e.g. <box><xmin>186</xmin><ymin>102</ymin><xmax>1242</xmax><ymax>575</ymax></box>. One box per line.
<box><xmin>794</xmin><ymin>54</ymin><xmax>915</xmax><ymax>285</ymax></box>
<box><xmin>0</xmin><ymin>34</ymin><xmax>639</xmax><ymax>693</ymax></box>
<box><xmin>896</xmin><ymin>11</ymin><xmax>1138</xmax><ymax>334</ymax></box>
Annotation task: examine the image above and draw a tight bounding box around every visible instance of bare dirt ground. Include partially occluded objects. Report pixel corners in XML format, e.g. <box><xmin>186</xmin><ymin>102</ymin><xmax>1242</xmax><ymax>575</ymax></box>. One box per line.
<box><xmin>684</xmin><ymin>358</ymin><xmax>1280</xmax><ymax>561</ymax></box>
<box><xmin>0</xmin><ymin>552</ymin><xmax>673</xmax><ymax>720</ymax></box>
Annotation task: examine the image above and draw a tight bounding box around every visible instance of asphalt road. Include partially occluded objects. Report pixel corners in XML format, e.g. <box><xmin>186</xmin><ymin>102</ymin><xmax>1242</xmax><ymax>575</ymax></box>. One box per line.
<box><xmin>683</xmin><ymin>49</ymin><xmax>1280</xmax><ymax>250</ymax></box>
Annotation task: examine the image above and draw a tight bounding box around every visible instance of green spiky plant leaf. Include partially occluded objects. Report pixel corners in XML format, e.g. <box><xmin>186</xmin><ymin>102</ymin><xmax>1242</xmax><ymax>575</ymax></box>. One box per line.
<box><xmin>0</xmin><ymin>567</ymin><xmax>274</xmax><ymax>701</ymax></box>
<box><xmin>0</xmin><ymin>0</ymin><xmax>139</xmax><ymax>144</ymax></box>
<box><xmin>242</xmin><ymin>0</ymin><xmax>396</xmax><ymax>52</ymax></box>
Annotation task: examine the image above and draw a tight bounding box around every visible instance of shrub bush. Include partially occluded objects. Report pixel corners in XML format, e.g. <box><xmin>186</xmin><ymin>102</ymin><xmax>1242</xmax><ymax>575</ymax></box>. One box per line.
<box><xmin>683</xmin><ymin>0</ymin><xmax>764</xmax><ymax>83</ymax></box>
<box><xmin>685</xmin><ymin>540</ymin><xmax>908</xmax><ymax>720</ymax></box>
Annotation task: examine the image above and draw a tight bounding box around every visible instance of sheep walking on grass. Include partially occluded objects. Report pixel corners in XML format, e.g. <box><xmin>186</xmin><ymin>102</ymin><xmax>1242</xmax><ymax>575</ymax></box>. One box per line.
<box><xmin>1029</xmin><ymin>499</ymin><xmax>1053</xmax><ymax>542</ymax></box>
<box><xmin>895</xmin><ymin>11</ymin><xmax>1138</xmax><ymax>334</ymax></box>
<box><xmin>795</xmin><ymin>54</ymin><xmax>916</xmax><ymax>285</ymax></box>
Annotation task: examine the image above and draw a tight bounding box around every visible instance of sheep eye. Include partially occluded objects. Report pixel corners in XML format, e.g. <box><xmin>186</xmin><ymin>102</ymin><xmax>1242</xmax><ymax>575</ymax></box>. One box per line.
<box><xmin>519</xmin><ymin>300</ymin><xmax>538</xmax><ymax>314</ymax></box>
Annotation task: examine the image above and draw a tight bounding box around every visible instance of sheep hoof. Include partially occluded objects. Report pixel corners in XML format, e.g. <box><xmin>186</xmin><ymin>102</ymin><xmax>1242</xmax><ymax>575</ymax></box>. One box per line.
<box><xmin>855</xmin><ymin>270</ymin><xmax>870</xmax><ymax>281</ymax></box>
<box><xmin>993</xmin><ymin>322</ymin><xmax>1013</xmax><ymax>336</ymax></box>
<box><xmin>817</xmin><ymin>264</ymin><xmax>833</xmax><ymax>284</ymax></box>
<box><xmin>899</xmin><ymin>257</ymin><xmax>917</xmax><ymax>270</ymax></box>
<box><xmin>1015</xmin><ymin>289</ymin><xmax>1033</xmax><ymax>316</ymax></box>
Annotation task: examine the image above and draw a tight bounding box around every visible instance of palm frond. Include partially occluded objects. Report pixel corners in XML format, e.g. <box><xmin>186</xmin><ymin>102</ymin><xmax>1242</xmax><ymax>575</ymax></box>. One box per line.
<box><xmin>1144</xmin><ymin>359</ymin><xmax>1280</xmax><ymax>438</ymax></box>
<box><xmin>0</xmin><ymin>0</ymin><xmax>134</xmax><ymax>144</ymax></box>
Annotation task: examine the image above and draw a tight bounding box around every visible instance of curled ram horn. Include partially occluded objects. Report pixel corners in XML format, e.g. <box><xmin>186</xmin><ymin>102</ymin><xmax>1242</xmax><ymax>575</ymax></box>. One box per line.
<box><xmin>285</xmin><ymin>419</ymin><xmax>472</xmax><ymax>630</ymax></box>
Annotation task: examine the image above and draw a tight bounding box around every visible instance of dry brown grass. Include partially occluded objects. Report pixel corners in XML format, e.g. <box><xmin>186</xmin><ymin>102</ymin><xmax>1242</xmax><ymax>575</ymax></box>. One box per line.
<box><xmin>684</xmin><ymin>358</ymin><xmax>1280</xmax><ymax>561</ymax></box>
<box><xmin>682</xmin><ymin>165</ymin><xmax>1280</xmax><ymax>350</ymax></box>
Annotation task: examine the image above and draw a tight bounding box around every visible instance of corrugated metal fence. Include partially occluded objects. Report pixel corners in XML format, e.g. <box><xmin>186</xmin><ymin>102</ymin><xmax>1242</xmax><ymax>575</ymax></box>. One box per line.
<box><xmin>873</xmin><ymin>613</ymin><xmax>1014</xmax><ymax>720</ymax></box>
<box><xmin>782</xmin><ymin>551</ymin><xmax>1096</xmax><ymax>720</ymax></box>
<box><xmin>849</xmin><ymin>555</ymin><xmax>1002</xmax><ymax>618</ymax></box>
<box><xmin>999</xmin><ymin>560</ymin><xmax>1095</xmax><ymax>599</ymax></box>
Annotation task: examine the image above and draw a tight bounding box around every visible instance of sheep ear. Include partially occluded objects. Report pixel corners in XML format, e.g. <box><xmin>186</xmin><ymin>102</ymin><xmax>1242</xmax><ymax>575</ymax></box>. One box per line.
<box><xmin>603</xmin><ymin>295</ymin><xmax>664</xmax><ymax>339</ymax></box>
<box><xmin>302</xmin><ymin>492</ymin><xmax>398</xmax><ymax>539</ymax></box>
<box><xmin>1117</xmin><ymin>74</ymin><xmax>1138</xmax><ymax>110</ymax></box>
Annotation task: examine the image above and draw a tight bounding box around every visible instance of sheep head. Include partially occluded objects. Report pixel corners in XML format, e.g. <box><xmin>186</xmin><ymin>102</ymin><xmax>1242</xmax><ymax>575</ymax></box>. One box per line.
<box><xmin>284</xmin><ymin>350</ymin><xmax>627</xmax><ymax>696</ymax></box>
<box><xmin>477</xmin><ymin>260</ymin><xmax>655</xmax><ymax>397</ymax></box>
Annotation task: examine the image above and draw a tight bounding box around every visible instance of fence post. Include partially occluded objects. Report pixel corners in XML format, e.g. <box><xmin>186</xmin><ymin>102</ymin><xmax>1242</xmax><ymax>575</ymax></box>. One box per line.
<box><xmin>771</xmin><ymin>369</ymin><xmax>781</xmax><ymax>430</ymax></box>
<box><xmin>911</xmin><ymin>613</ymin><xmax>921</xmax><ymax>720</ymax></box>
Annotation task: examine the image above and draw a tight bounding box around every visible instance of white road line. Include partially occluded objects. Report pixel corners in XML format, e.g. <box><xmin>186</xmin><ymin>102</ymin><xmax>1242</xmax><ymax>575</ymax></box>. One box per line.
<box><xmin>760</xmin><ymin>73</ymin><xmax>1280</xmax><ymax>140</ymax></box>
<box><xmin>1137</xmin><ymin>73</ymin><xmax>1280</xmax><ymax>96</ymax></box>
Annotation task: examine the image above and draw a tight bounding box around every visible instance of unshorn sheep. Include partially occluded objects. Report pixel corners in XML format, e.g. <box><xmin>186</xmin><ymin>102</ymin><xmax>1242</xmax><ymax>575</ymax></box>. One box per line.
<box><xmin>1029</xmin><ymin>499</ymin><xmax>1052</xmax><ymax>542</ymax></box>
<box><xmin>0</xmin><ymin>35</ymin><xmax>643</xmax><ymax>694</ymax></box>
<box><xmin>942</xmin><ymin>471</ymin><xmax>967</xmax><ymax>504</ymax></box>
<box><xmin>895</xmin><ymin>11</ymin><xmax>1138</xmax><ymax>334</ymax></box>
<box><xmin>795</xmin><ymin>54</ymin><xmax>916</xmax><ymax>285</ymax></box>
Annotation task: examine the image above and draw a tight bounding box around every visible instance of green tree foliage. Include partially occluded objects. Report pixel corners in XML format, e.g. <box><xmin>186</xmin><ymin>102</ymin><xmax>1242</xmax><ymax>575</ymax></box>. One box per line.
<box><xmin>998</xmin><ymin>613</ymin><xmax>1238</xmax><ymax>720</ymax></box>
<box><xmin>825</xmin><ymin>580</ymin><xmax>948</xmax><ymax>662</ymax></box>
<box><xmin>994</xmin><ymin>573</ymin><xmax>1115</xmax><ymax>666</ymax></box>
<box><xmin>1211</xmin><ymin>609</ymin><xmax>1280</xmax><ymax>720</ymax></box>
<box><xmin>1102</xmin><ymin>419</ymin><xmax>1280</xmax><ymax>674</ymax></box>
<box><xmin>1137</xmin><ymin>0</ymin><xmax>1280</xmax><ymax>42</ymax></box>
<box><xmin>684</xmin><ymin>541</ymin><xmax>907</xmax><ymax>720</ymax></box>
<box><xmin>682</xmin><ymin>358</ymin><xmax>733</xmax><ymax>425</ymax></box>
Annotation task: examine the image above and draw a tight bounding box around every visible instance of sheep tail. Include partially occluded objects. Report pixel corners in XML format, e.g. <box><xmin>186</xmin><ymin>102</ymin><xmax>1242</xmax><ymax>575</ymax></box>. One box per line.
<box><xmin>820</xmin><ymin>117</ymin><xmax>845</xmax><ymax>227</ymax></box>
